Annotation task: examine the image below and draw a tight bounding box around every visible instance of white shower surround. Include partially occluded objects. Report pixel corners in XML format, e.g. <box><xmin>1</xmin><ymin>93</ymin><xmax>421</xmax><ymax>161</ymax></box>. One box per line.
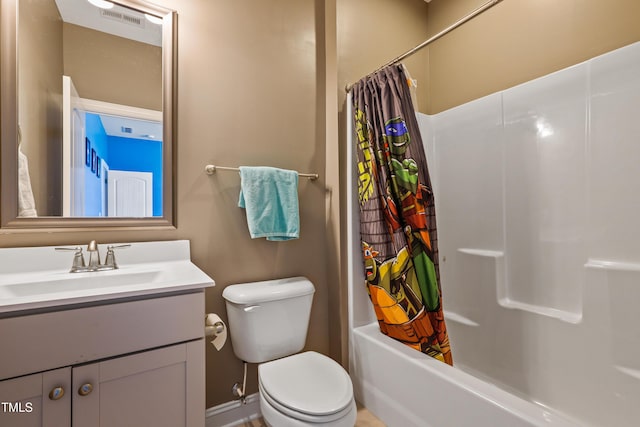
<box><xmin>347</xmin><ymin>42</ymin><xmax>640</xmax><ymax>427</ymax></box>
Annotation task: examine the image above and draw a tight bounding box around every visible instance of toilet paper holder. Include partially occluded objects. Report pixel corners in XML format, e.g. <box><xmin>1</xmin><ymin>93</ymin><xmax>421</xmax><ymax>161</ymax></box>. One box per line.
<box><xmin>205</xmin><ymin>320</ymin><xmax>225</xmax><ymax>336</ymax></box>
<box><xmin>205</xmin><ymin>313</ymin><xmax>228</xmax><ymax>351</ymax></box>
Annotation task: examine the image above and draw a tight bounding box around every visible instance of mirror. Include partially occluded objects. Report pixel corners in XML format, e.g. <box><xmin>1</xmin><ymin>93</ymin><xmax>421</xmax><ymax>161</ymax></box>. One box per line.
<box><xmin>0</xmin><ymin>0</ymin><xmax>176</xmax><ymax>228</ymax></box>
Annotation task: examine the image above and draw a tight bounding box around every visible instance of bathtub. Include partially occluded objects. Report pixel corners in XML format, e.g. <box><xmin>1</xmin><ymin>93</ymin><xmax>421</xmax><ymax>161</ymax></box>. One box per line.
<box><xmin>346</xmin><ymin>44</ymin><xmax>640</xmax><ymax>427</ymax></box>
<box><xmin>350</xmin><ymin>322</ymin><xmax>578</xmax><ymax>427</ymax></box>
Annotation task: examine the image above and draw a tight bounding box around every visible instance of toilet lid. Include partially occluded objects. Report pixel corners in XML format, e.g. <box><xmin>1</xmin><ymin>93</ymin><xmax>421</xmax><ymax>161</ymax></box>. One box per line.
<box><xmin>258</xmin><ymin>351</ymin><xmax>353</xmax><ymax>416</ymax></box>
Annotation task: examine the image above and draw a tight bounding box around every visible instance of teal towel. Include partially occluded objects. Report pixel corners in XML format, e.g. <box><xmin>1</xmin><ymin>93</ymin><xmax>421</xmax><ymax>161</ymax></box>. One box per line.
<box><xmin>238</xmin><ymin>166</ymin><xmax>300</xmax><ymax>241</ymax></box>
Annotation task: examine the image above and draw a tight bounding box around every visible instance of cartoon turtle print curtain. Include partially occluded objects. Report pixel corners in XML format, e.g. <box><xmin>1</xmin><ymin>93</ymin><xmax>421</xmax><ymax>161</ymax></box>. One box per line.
<box><xmin>352</xmin><ymin>64</ymin><xmax>452</xmax><ymax>365</ymax></box>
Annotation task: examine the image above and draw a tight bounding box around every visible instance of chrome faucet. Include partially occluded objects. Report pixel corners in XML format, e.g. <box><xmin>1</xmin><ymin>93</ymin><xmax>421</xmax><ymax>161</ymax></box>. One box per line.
<box><xmin>56</xmin><ymin>241</ymin><xmax>130</xmax><ymax>273</ymax></box>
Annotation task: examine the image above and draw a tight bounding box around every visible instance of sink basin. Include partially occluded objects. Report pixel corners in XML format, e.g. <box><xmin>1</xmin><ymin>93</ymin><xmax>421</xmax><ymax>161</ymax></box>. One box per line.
<box><xmin>0</xmin><ymin>240</ymin><xmax>215</xmax><ymax>314</ymax></box>
<box><xmin>0</xmin><ymin>271</ymin><xmax>161</xmax><ymax>298</ymax></box>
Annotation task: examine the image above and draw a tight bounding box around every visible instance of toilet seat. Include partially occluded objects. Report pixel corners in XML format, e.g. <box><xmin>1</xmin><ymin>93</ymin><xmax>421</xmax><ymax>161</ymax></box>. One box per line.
<box><xmin>258</xmin><ymin>351</ymin><xmax>354</xmax><ymax>423</ymax></box>
<box><xmin>260</xmin><ymin>383</ymin><xmax>356</xmax><ymax>424</ymax></box>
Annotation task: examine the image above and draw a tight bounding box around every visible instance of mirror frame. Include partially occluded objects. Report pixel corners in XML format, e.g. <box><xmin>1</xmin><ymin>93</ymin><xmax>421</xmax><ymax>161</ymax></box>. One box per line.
<box><xmin>0</xmin><ymin>0</ymin><xmax>176</xmax><ymax>230</ymax></box>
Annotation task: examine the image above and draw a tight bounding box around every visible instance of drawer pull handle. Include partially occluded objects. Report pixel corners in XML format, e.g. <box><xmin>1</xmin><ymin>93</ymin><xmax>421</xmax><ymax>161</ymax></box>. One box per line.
<box><xmin>49</xmin><ymin>386</ymin><xmax>65</xmax><ymax>401</ymax></box>
<box><xmin>78</xmin><ymin>383</ymin><xmax>93</xmax><ymax>396</ymax></box>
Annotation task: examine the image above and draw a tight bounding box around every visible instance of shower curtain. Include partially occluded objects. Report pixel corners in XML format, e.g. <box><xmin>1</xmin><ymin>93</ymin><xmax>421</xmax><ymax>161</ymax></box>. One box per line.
<box><xmin>352</xmin><ymin>64</ymin><xmax>452</xmax><ymax>365</ymax></box>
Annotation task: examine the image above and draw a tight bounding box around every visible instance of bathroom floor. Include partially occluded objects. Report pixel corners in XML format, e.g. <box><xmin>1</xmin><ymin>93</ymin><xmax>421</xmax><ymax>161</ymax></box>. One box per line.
<box><xmin>238</xmin><ymin>404</ymin><xmax>386</xmax><ymax>426</ymax></box>
<box><xmin>353</xmin><ymin>405</ymin><xmax>387</xmax><ymax>426</ymax></box>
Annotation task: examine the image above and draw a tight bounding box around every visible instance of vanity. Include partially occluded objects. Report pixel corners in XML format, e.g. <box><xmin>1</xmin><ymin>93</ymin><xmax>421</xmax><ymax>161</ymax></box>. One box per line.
<box><xmin>0</xmin><ymin>1</ymin><xmax>210</xmax><ymax>424</ymax></box>
<box><xmin>0</xmin><ymin>240</ymin><xmax>214</xmax><ymax>427</ymax></box>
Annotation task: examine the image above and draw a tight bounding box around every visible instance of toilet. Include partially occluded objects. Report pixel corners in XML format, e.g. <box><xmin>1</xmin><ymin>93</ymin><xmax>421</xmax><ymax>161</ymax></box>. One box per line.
<box><xmin>222</xmin><ymin>277</ymin><xmax>357</xmax><ymax>427</ymax></box>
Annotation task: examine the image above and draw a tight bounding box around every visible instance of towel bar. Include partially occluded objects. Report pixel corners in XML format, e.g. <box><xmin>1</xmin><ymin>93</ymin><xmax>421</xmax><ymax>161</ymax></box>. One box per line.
<box><xmin>205</xmin><ymin>165</ymin><xmax>319</xmax><ymax>181</ymax></box>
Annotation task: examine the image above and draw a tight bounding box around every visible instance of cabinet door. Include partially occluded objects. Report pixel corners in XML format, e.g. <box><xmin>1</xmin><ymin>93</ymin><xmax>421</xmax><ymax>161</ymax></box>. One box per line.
<box><xmin>73</xmin><ymin>340</ymin><xmax>204</xmax><ymax>427</ymax></box>
<box><xmin>0</xmin><ymin>367</ymin><xmax>71</xmax><ymax>427</ymax></box>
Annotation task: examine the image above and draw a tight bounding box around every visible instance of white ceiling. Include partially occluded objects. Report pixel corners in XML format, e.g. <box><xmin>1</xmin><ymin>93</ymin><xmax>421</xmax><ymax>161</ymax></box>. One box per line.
<box><xmin>54</xmin><ymin>0</ymin><xmax>162</xmax><ymax>47</ymax></box>
<box><xmin>98</xmin><ymin>115</ymin><xmax>163</xmax><ymax>142</ymax></box>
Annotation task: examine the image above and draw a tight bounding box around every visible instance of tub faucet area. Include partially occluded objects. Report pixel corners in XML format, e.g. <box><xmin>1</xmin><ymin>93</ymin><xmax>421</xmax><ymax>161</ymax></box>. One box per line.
<box><xmin>55</xmin><ymin>240</ymin><xmax>130</xmax><ymax>273</ymax></box>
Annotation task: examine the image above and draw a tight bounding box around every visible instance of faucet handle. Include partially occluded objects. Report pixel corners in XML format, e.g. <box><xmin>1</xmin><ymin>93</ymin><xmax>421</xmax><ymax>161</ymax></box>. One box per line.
<box><xmin>54</xmin><ymin>246</ymin><xmax>82</xmax><ymax>252</ymax></box>
<box><xmin>104</xmin><ymin>244</ymin><xmax>131</xmax><ymax>269</ymax></box>
<box><xmin>55</xmin><ymin>247</ymin><xmax>86</xmax><ymax>272</ymax></box>
<box><xmin>108</xmin><ymin>244</ymin><xmax>131</xmax><ymax>250</ymax></box>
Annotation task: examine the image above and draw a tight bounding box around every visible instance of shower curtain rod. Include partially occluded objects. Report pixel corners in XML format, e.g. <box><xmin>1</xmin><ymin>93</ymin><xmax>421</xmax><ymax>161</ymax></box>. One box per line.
<box><xmin>345</xmin><ymin>0</ymin><xmax>503</xmax><ymax>92</ymax></box>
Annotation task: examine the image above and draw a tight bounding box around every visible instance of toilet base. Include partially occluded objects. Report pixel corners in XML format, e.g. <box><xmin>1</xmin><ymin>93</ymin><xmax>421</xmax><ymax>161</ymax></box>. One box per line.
<box><xmin>259</xmin><ymin>392</ymin><xmax>357</xmax><ymax>427</ymax></box>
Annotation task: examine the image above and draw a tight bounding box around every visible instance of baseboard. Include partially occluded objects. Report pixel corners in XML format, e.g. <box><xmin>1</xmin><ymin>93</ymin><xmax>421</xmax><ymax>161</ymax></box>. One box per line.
<box><xmin>205</xmin><ymin>393</ymin><xmax>261</xmax><ymax>427</ymax></box>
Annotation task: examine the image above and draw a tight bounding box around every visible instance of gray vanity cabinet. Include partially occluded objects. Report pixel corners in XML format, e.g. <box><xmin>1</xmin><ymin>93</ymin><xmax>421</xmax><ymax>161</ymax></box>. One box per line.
<box><xmin>0</xmin><ymin>341</ymin><xmax>202</xmax><ymax>426</ymax></box>
<box><xmin>73</xmin><ymin>340</ymin><xmax>204</xmax><ymax>427</ymax></box>
<box><xmin>0</xmin><ymin>292</ymin><xmax>206</xmax><ymax>427</ymax></box>
<box><xmin>0</xmin><ymin>367</ymin><xmax>71</xmax><ymax>427</ymax></box>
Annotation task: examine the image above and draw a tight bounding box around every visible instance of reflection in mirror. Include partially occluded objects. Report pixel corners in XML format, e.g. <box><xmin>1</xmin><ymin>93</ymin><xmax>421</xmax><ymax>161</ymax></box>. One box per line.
<box><xmin>0</xmin><ymin>0</ymin><xmax>175</xmax><ymax>227</ymax></box>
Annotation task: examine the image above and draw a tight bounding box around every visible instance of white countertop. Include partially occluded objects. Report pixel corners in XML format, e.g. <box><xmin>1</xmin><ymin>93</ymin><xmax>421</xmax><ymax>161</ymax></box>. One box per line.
<box><xmin>0</xmin><ymin>240</ymin><xmax>215</xmax><ymax>314</ymax></box>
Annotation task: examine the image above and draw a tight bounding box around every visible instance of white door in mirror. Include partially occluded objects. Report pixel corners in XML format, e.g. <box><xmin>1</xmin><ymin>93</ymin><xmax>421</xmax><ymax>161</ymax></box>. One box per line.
<box><xmin>107</xmin><ymin>171</ymin><xmax>153</xmax><ymax>217</ymax></box>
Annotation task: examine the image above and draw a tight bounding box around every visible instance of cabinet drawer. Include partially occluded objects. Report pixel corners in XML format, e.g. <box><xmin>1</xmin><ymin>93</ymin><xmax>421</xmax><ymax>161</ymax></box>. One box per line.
<box><xmin>0</xmin><ymin>292</ymin><xmax>204</xmax><ymax>380</ymax></box>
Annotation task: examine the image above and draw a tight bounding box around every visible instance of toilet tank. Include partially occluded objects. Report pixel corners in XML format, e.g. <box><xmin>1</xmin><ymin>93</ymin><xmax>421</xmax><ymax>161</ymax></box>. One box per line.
<box><xmin>222</xmin><ymin>277</ymin><xmax>315</xmax><ymax>363</ymax></box>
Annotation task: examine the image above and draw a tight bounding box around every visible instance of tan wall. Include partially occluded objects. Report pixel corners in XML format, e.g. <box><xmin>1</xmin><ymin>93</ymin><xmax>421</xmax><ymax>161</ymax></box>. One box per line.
<box><xmin>17</xmin><ymin>0</ymin><xmax>63</xmax><ymax>216</ymax></box>
<box><xmin>337</xmin><ymin>0</ymin><xmax>430</xmax><ymax>112</ymax></box>
<box><xmin>425</xmin><ymin>0</ymin><xmax>640</xmax><ymax>113</ymax></box>
<box><xmin>62</xmin><ymin>23</ymin><xmax>162</xmax><ymax>110</ymax></box>
<box><xmin>319</xmin><ymin>0</ymin><xmax>344</xmax><ymax>365</ymax></box>
<box><xmin>2</xmin><ymin>0</ymin><xmax>327</xmax><ymax>408</ymax></box>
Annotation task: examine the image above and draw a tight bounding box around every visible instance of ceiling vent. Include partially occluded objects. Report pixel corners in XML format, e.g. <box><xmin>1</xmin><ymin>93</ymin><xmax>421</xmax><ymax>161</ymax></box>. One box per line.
<box><xmin>100</xmin><ymin>9</ymin><xmax>145</xmax><ymax>29</ymax></box>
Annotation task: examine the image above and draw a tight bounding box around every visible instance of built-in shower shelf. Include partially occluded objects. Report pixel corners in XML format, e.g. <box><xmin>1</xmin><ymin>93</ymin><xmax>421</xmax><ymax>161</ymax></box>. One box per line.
<box><xmin>456</xmin><ymin>248</ymin><xmax>582</xmax><ymax>324</ymax></box>
<box><xmin>444</xmin><ymin>310</ymin><xmax>480</xmax><ymax>327</ymax></box>
<box><xmin>584</xmin><ymin>259</ymin><xmax>640</xmax><ymax>272</ymax></box>
<box><xmin>615</xmin><ymin>366</ymin><xmax>640</xmax><ymax>381</ymax></box>
<box><xmin>457</xmin><ymin>248</ymin><xmax>504</xmax><ymax>258</ymax></box>
<box><xmin>497</xmin><ymin>299</ymin><xmax>582</xmax><ymax>324</ymax></box>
